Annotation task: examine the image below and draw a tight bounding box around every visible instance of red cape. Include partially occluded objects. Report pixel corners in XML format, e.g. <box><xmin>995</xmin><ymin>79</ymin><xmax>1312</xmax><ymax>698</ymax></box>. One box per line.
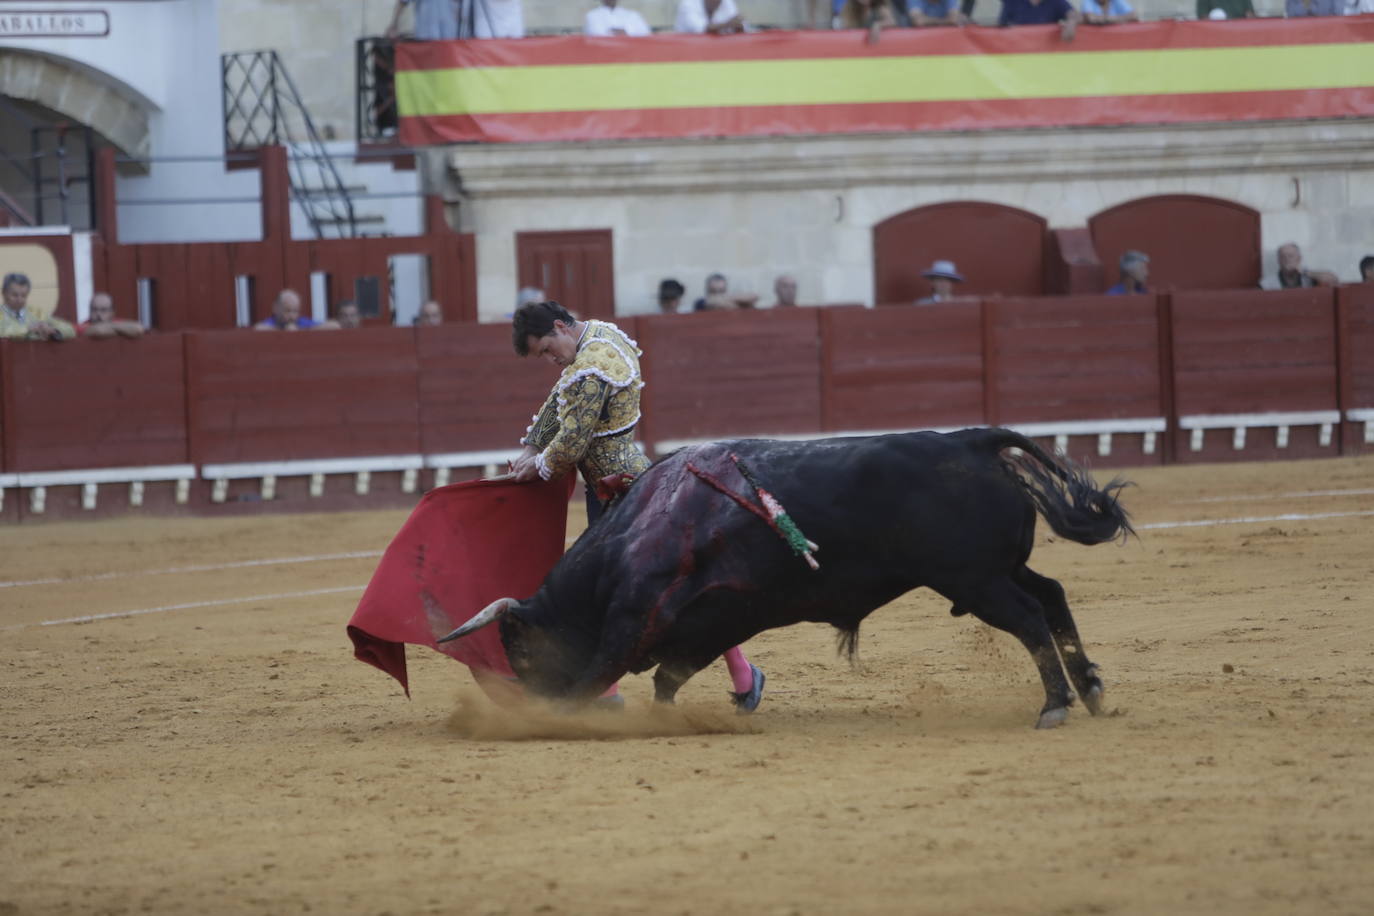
<box><xmin>347</xmin><ymin>476</ymin><xmax>574</xmax><ymax>696</ymax></box>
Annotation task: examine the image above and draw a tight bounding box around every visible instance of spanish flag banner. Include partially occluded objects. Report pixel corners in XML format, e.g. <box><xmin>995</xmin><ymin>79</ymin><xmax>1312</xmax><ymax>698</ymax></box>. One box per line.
<box><xmin>395</xmin><ymin>18</ymin><xmax>1374</xmax><ymax>145</ymax></box>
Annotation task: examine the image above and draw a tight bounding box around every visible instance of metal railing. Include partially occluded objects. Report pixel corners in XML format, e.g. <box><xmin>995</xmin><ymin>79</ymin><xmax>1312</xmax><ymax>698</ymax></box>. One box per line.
<box><xmin>356</xmin><ymin>38</ymin><xmax>400</xmax><ymax>145</ymax></box>
<box><xmin>222</xmin><ymin>50</ymin><xmax>357</xmax><ymax>238</ymax></box>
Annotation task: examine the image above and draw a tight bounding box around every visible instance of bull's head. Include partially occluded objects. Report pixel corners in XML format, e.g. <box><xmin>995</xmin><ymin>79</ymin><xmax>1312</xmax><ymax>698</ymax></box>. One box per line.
<box><xmin>437</xmin><ymin>596</ymin><xmax>608</xmax><ymax>702</ymax></box>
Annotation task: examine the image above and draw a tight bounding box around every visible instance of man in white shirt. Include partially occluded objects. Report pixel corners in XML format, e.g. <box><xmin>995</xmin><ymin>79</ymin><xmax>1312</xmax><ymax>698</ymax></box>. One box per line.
<box><xmin>586</xmin><ymin>0</ymin><xmax>653</xmax><ymax>35</ymax></box>
<box><xmin>674</xmin><ymin>0</ymin><xmax>746</xmax><ymax>33</ymax></box>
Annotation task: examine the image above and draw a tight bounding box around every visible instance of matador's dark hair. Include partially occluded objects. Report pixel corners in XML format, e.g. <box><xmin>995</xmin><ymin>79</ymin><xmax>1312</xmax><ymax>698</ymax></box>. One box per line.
<box><xmin>512</xmin><ymin>300</ymin><xmax>575</xmax><ymax>356</ymax></box>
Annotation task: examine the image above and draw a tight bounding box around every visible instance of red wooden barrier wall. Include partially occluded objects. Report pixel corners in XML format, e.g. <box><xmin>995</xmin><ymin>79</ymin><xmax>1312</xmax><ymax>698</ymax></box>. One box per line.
<box><xmin>415</xmin><ymin>322</ymin><xmax>562</xmax><ymax>455</ymax></box>
<box><xmin>1171</xmin><ymin>287</ymin><xmax>1340</xmax><ymax>463</ymax></box>
<box><xmin>820</xmin><ymin>304</ymin><xmax>985</xmax><ymax>433</ymax></box>
<box><xmin>185</xmin><ymin>329</ymin><xmax>421</xmax><ymax>465</ymax></box>
<box><xmin>0</xmin><ymin>336</ymin><xmax>188</xmax><ymax>472</ymax></box>
<box><xmin>636</xmin><ymin>309</ymin><xmax>823</xmax><ymax>449</ymax></box>
<box><xmin>1337</xmin><ymin>283</ymin><xmax>1374</xmax><ymax>456</ymax></box>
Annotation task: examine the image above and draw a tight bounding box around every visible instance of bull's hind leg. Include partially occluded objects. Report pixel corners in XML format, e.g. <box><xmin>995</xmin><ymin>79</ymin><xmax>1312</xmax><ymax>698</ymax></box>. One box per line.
<box><xmin>651</xmin><ymin>656</ymin><xmax>713</xmax><ymax>705</ymax></box>
<box><xmin>1015</xmin><ymin>567</ymin><xmax>1104</xmax><ymax>715</ymax></box>
<box><xmin>957</xmin><ymin>578</ymin><xmax>1075</xmax><ymax>729</ymax></box>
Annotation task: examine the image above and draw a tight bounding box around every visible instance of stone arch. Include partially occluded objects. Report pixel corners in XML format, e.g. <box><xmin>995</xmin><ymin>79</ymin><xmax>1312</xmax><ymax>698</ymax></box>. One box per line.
<box><xmin>873</xmin><ymin>200</ymin><xmax>1049</xmax><ymax>305</ymax></box>
<box><xmin>1089</xmin><ymin>194</ymin><xmax>1261</xmax><ymax>291</ymax></box>
<box><xmin>0</xmin><ymin>49</ymin><xmax>152</xmax><ymax>158</ymax></box>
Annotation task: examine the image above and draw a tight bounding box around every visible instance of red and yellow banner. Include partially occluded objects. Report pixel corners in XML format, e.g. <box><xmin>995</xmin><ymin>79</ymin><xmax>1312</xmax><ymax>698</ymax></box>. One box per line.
<box><xmin>396</xmin><ymin>19</ymin><xmax>1374</xmax><ymax>145</ymax></box>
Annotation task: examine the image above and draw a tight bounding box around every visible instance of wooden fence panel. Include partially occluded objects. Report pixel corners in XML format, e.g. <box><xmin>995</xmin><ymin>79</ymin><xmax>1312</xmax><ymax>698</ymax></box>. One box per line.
<box><xmin>988</xmin><ymin>295</ymin><xmax>1164</xmax><ymax>423</ymax></box>
<box><xmin>186</xmin><ymin>328</ymin><xmax>421</xmax><ymax>464</ymax></box>
<box><xmin>1337</xmin><ymin>283</ymin><xmax>1374</xmax><ymax>456</ymax></box>
<box><xmin>638</xmin><ymin>309</ymin><xmax>822</xmax><ymax>450</ymax></box>
<box><xmin>0</xmin><ymin>336</ymin><xmax>189</xmax><ymax>471</ymax></box>
<box><xmin>415</xmin><ymin>322</ymin><xmax>560</xmax><ymax>454</ymax></box>
<box><xmin>1171</xmin><ymin>287</ymin><xmax>1339</xmax><ymax>462</ymax></box>
<box><xmin>821</xmin><ymin>304</ymin><xmax>984</xmax><ymax>433</ymax></box>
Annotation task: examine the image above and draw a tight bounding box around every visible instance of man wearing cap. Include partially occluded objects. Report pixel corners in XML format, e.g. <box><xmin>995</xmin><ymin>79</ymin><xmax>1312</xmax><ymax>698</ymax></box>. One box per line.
<box><xmin>916</xmin><ymin>260</ymin><xmax>965</xmax><ymax>304</ymax></box>
<box><xmin>1106</xmin><ymin>250</ymin><xmax>1150</xmax><ymax>295</ymax></box>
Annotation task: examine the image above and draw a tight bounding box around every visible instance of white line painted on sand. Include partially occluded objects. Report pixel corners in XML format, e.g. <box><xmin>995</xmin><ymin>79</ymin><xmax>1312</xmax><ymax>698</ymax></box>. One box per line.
<box><xmin>1139</xmin><ymin>509</ymin><xmax>1374</xmax><ymax>531</ymax></box>
<box><xmin>1</xmin><ymin>585</ymin><xmax>367</xmax><ymax>632</ymax></box>
<box><xmin>1176</xmin><ymin>487</ymin><xmax>1374</xmax><ymax>505</ymax></box>
<box><xmin>0</xmin><ymin>550</ymin><xmax>382</xmax><ymax>590</ymax></box>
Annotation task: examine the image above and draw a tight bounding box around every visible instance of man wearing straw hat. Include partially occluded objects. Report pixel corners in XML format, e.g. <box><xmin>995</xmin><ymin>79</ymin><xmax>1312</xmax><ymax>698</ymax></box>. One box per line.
<box><xmin>916</xmin><ymin>259</ymin><xmax>965</xmax><ymax>305</ymax></box>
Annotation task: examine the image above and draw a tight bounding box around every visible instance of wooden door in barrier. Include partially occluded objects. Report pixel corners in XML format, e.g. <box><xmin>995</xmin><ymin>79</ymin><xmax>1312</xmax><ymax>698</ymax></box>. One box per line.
<box><xmin>1089</xmin><ymin>195</ymin><xmax>1261</xmax><ymax>292</ymax></box>
<box><xmin>516</xmin><ymin>229</ymin><xmax>614</xmax><ymax>320</ymax></box>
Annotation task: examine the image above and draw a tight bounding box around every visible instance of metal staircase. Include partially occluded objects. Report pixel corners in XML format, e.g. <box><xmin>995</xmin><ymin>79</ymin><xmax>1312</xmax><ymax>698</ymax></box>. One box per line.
<box><xmin>222</xmin><ymin>50</ymin><xmax>358</xmax><ymax>239</ymax></box>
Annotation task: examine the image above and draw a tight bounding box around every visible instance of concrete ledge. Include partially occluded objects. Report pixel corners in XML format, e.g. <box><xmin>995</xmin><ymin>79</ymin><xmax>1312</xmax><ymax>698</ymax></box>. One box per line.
<box><xmin>1179</xmin><ymin>411</ymin><xmax>1340</xmax><ymax>451</ymax></box>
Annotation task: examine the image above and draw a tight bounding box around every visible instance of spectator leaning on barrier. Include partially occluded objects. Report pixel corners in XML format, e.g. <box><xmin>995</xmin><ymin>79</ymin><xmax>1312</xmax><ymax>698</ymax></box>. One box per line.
<box><xmin>416</xmin><ymin>300</ymin><xmax>445</xmax><ymax>326</ymax></box>
<box><xmin>910</xmin><ymin>0</ymin><xmax>967</xmax><ymax>26</ymax></box>
<box><xmin>841</xmin><ymin>0</ymin><xmax>897</xmax><ymax>40</ymax></box>
<box><xmin>80</xmin><ymin>292</ymin><xmax>144</xmax><ymax>339</ymax></box>
<box><xmin>474</xmin><ymin>0</ymin><xmax>526</xmax><ymax>37</ymax></box>
<box><xmin>1263</xmin><ymin>242</ymin><xmax>1339</xmax><ymax>290</ymax></box>
<box><xmin>916</xmin><ymin>260</ymin><xmax>965</xmax><ymax>305</ymax></box>
<box><xmin>387</xmin><ymin>0</ymin><xmax>459</xmax><ymax>39</ymax></box>
<box><xmin>1080</xmin><ymin>0</ymin><xmax>1138</xmax><ymax>23</ymax></box>
<box><xmin>1106</xmin><ymin>250</ymin><xmax>1151</xmax><ymax>294</ymax></box>
<box><xmin>586</xmin><ymin>0</ymin><xmax>653</xmax><ymax>35</ymax></box>
<box><xmin>657</xmin><ymin>278</ymin><xmax>687</xmax><ymax>314</ymax></box>
<box><xmin>1197</xmin><ymin>0</ymin><xmax>1253</xmax><ymax>18</ymax></box>
<box><xmin>772</xmin><ymin>274</ymin><xmax>800</xmax><ymax>308</ymax></box>
<box><xmin>254</xmin><ymin>289</ymin><xmax>319</xmax><ymax>331</ymax></box>
<box><xmin>323</xmin><ymin>300</ymin><xmax>363</xmax><ymax>330</ymax></box>
<box><xmin>694</xmin><ymin>272</ymin><xmax>759</xmax><ymax>310</ymax></box>
<box><xmin>1</xmin><ymin>272</ymin><xmax>75</xmax><ymax>340</ymax></box>
<box><xmin>1285</xmin><ymin>0</ymin><xmax>1341</xmax><ymax>14</ymax></box>
<box><xmin>1360</xmin><ymin>255</ymin><xmax>1374</xmax><ymax>283</ymax></box>
<box><xmin>675</xmin><ymin>0</ymin><xmax>747</xmax><ymax>33</ymax></box>
<box><xmin>1000</xmin><ymin>0</ymin><xmax>1080</xmax><ymax>39</ymax></box>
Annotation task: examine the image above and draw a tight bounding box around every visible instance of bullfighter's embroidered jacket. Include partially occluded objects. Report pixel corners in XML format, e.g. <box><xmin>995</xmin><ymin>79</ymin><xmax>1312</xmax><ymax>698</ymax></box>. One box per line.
<box><xmin>522</xmin><ymin>320</ymin><xmax>651</xmax><ymax>486</ymax></box>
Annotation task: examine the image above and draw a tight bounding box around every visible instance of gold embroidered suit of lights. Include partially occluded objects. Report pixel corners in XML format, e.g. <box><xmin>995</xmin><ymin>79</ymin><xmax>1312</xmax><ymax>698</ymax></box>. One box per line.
<box><xmin>521</xmin><ymin>320</ymin><xmax>650</xmax><ymax>484</ymax></box>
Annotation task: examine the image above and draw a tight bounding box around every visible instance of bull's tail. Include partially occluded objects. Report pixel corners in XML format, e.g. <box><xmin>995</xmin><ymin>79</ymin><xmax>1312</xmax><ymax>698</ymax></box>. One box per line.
<box><xmin>981</xmin><ymin>428</ymin><xmax>1134</xmax><ymax>546</ymax></box>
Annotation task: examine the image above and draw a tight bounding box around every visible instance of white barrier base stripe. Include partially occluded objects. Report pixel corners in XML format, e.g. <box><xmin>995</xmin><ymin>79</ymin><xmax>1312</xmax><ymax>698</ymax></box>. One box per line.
<box><xmin>0</xmin><ymin>550</ymin><xmax>382</xmax><ymax>590</ymax></box>
<box><xmin>1</xmin><ymin>585</ymin><xmax>367</xmax><ymax>632</ymax></box>
<box><xmin>1139</xmin><ymin>509</ymin><xmax>1374</xmax><ymax>531</ymax></box>
<box><xmin>1177</xmin><ymin>487</ymin><xmax>1374</xmax><ymax>504</ymax></box>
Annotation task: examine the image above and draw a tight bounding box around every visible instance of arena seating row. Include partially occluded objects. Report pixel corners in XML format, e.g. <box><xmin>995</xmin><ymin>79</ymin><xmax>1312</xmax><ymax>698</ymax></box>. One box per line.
<box><xmin>0</xmin><ymin>284</ymin><xmax>1370</xmax><ymax>521</ymax></box>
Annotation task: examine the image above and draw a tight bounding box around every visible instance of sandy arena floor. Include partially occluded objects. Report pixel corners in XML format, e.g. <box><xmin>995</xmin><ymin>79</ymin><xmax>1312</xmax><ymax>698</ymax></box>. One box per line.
<box><xmin>3</xmin><ymin>455</ymin><xmax>1373</xmax><ymax>916</ymax></box>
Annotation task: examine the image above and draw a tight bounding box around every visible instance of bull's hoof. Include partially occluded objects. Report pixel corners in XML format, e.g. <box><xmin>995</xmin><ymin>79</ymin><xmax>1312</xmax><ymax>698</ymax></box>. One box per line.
<box><xmin>1035</xmin><ymin>707</ymin><xmax>1069</xmax><ymax>730</ymax></box>
<box><xmin>1082</xmin><ymin>683</ymin><xmax>1104</xmax><ymax>716</ymax></box>
<box><xmin>591</xmin><ymin>694</ymin><xmax>625</xmax><ymax>713</ymax></box>
<box><xmin>731</xmin><ymin>664</ymin><xmax>766</xmax><ymax>714</ymax></box>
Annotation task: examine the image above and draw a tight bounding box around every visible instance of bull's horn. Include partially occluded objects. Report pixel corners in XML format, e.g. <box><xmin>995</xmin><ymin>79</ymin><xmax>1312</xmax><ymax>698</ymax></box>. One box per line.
<box><xmin>436</xmin><ymin>598</ymin><xmax>514</xmax><ymax>643</ymax></box>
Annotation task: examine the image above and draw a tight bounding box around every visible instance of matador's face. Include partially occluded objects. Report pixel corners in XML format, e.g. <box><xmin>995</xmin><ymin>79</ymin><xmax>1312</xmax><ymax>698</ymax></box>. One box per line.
<box><xmin>528</xmin><ymin>320</ymin><xmax>580</xmax><ymax>368</ymax></box>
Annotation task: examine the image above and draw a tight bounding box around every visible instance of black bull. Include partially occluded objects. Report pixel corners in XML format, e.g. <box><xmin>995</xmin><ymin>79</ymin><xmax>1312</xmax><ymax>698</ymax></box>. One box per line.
<box><xmin>441</xmin><ymin>427</ymin><xmax>1133</xmax><ymax>729</ymax></box>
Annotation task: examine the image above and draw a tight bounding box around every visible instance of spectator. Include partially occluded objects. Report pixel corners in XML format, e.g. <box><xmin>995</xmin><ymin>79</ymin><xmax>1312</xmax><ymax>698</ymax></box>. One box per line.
<box><xmin>1106</xmin><ymin>251</ymin><xmax>1150</xmax><ymax>294</ymax></box>
<box><xmin>416</xmin><ymin>300</ymin><xmax>445</xmax><ymax>326</ymax></box>
<box><xmin>771</xmin><ymin>274</ymin><xmax>800</xmax><ymax>307</ymax></box>
<box><xmin>1081</xmin><ymin>0</ymin><xmax>1138</xmax><ymax>22</ymax></box>
<box><xmin>910</xmin><ymin>0</ymin><xmax>967</xmax><ymax>26</ymax></box>
<box><xmin>517</xmin><ymin>286</ymin><xmax>546</xmax><ymax>309</ymax></box>
<box><xmin>586</xmin><ymin>0</ymin><xmax>653</xmax><ymax>35</ymax></box>
<box><xmin>1285</xmin><ymin>0</ymin><xmax>1340</xmax><ymax>13</ymax></box>
<box><xmin>326</xmin><ymin>300</ymin><xmax>363</xmax><ymax>330</ymax></box>
<box><xmin>1000</xmin><ymin>0</ymin><xmax>1080</xmax><ymax>39</ymax></box>
<box><xmin>474</xmin><ymin>0</ymin><xmax>526</xmax><ymax>38</ymax></box>
<box><xmin>254</xmin><ymin>289</ymin><xmax>319</xmax><ymax>331</ymax></box>
<box><xmin>657</xmin><ymin>278</ymin><xmax>687</xmax><ymax>314</ymax></box>
<box><xmin>80</xmin><ymin>292</ymin><xmax>144</xmax><ymax>338</ymax></box>
<box><xmin>386</xmin><ymin>0</ymin><xmax>459</xmax><ymax>39</ymax></box>
<box><xmin>916</xmin><ymin>260</ymin><xmax>965</xmax><ymax>304</ymax></box>
<box><xmin>1347</xmin><ymin>0</ymin><xmax>1374</xmax><ymax>12</ymax></box>
<box><xmin>1360</xmin><ymin>255</ymin><xmax>1374</xmax><ymax>283</ymax></box>
<box><xmin>1263</xmin><ymin>242</ymin><xmax>1338</xmax><ymax>290</ymax></box>
<box><xmin>693</xmin><ymin>272</ymin><xmax>759</xmax><ymax>310</ymax></box>
<box><xmin>1196</xmin><ymin>0</ymin><xmax>1253</xmax><ymax>18</ymax></box>
<box><xmin>675</xmin><ymin>0</ymin><xmax>747</xmax><ymax>33</ymax></box>
<box><xmin>841</xmin><ymin>0</ymin><xmax>897</xmax><ymax>39</ymax></box>
<box><xmin>0</xmin><ymin>272</ymin><xmax>75</xmax><ymax>340</ymax></box>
